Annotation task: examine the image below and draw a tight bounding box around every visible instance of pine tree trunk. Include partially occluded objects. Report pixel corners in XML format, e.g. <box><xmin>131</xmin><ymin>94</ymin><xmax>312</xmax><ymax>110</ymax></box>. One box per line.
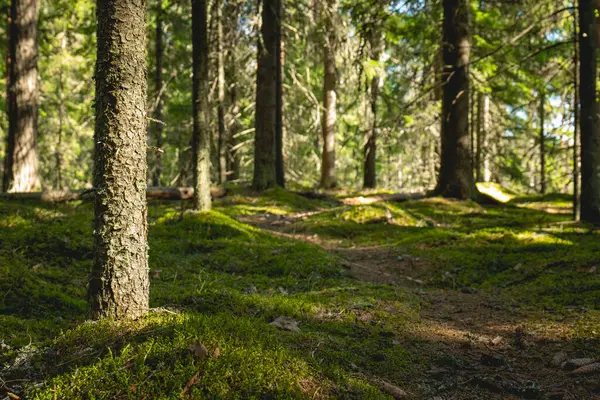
<box><xmin>363</xmin><ymin>28</ymin><xmax>382</xmax><ymax>189</ymax></box>
<box><xmin>191</xmin><ymin>0</ymin><xmax>212</xmax><ymax>210</ymax></box>
<box><xmin>435</xmin><ymin>0</ymin><xmax>477</xmax><ymax>199</ymax></box>
<box><xmin>573</xmin><ymin>5</ymin><xmax>580</xmax><ymax>220</ymax></box>
<box><xmin>579</xmin><ymin>0</ymin><xmax>600</xmax><ymax>223</ymax></box>
<box><xmin>216</xmin><ymin>0</ymin><xmax>227</xmax><ymax>185</ymax></box>
<box><xmin>252</xmin><ymin>0</ymin><xmax>279</xmax><ymax>190</ymax></box>
<box><xmin>475</xmin><ymin>92</ymin><xmax>482</xmax><ymax>182</ymax></box>
<box><xmin>224</xmin><ymin>0</ymin><xmax>241</xmax><ymax>181</ymax></box>
<box><xmin>3</xmin><ymin>0</ymin><xmax>40</xmax><ymax>193</ymax></box>
<box><xmin>89</xmin><ymin>0</ymin><xmax>150</xmax><ymax>320</ymax></box>
<box><xmin>275</xmin><ymin>16</ymin><xmax>285</xmax><ymax>188</ymax></box>
<box><xmin>320</xmin><ymin>0</ymin><xmax>338</xmax><ymax>189</ymax></box>
<box><xmin>151</xmin><ymin>3</ymin><xmax>164</xmax><ymax>187</ymax></box>
<box><xmin>539</xmin><ymin>90</ymin><xmax>546</xmax><ymax>194</ymax></box>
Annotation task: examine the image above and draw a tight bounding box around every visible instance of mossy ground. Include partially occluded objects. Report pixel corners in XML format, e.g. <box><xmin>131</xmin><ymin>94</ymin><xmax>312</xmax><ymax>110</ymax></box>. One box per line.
<box><xmin>1</xmin><ymin>187</ymin><xmax>599</xmax><ymax>399</ymax></box>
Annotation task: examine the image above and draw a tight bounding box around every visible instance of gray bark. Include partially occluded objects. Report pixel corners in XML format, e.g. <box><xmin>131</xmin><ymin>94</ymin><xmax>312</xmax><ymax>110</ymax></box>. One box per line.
<box><xmin>89</xmin><ymin>0</ymin><xmax>150</xmax><ymax>320</ymax></box>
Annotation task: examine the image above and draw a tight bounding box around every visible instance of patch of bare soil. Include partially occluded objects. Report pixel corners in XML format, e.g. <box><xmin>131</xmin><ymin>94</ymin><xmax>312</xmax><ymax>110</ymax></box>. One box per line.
<box><xmin>239</xmin><ymin>212</ymin><xmax>600</xmax><ymax>400</ymax></box>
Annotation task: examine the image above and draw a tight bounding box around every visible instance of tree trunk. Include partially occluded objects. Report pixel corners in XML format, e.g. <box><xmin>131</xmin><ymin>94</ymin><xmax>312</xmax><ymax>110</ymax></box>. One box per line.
<box><xmin>3</xmin><ymin>0</ymin><xmax>40</xmax><ymax>193</ymax></box>
<box><xmin>363</xmin><ymin>28</ymin><xmax>382</xmax><ymax>189</ymax></box>
<box><xmin>56</xmin><ymin>69</ymin><xmax>65</xmax><ymax>189</ymax></box>
<box><xmin>573</xmin><ymin>4</ymin><xmax>580</xmax><ymax>220</ymax></box>
<box><xmin>579</xmin><ymin>0</ymin><xmax>600</xmax><ymax>223</ymax></box>
<box><xmin>216</xmin><ymin>0</ymin><xmax>227</xmax><ymax>185</ymax></box>
<box><xmin>224</xmin><ymin>0</ymin><xmax>241</xmax><ymax>181</ymax></box>
<box><xmin>151</xmin><ymin>3</ymin><xmax>164</xmax><ymax>187</ymax></box>
<box><xmin>539</xmin><ymin>90</ymin><xmax>546</xmax><ymax>194</ymax></box>
<box><xmin>89</xmin><ymin>0</ymin><xmax>150</xmax><ymax>320</ymax></box>
<box><xmin>191</xmin><ymin>0</ymin><xmax>212</xmax><ymax>211</ymax></box>
<box><xmin>252</xmin><ymin>0</ymin><xmax>279</xmax><ymax>190</ymax></box>
<box><xmin>275</xmin><ymin>17</ymin><xmax>285</xmax><ymax>188</ymax></box>
<box><xmin>435</xmin><ymin>0</ymin><xmax>477</xmax><ymax>199</ymax></box>
<box><xmin>320</xmin><ymin>0</ymin><xmax>338</xmax><ymax>189</ymax></box>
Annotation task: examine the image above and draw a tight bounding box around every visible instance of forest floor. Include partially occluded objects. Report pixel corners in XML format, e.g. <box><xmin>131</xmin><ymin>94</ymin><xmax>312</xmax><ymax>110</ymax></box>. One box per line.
<box><xmin>1</xmin><ymin>187</ymin><xmax>600</xmax><ymax>399</ymax></box>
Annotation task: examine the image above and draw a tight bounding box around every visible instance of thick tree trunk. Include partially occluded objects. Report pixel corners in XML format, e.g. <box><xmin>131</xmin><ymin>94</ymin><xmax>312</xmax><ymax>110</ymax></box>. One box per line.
<box><xmin>3</xmin><ymin>0</ymin><xmax>40</xmax><ymax>193</ymax></box>
<box><xmin>579</xmin><ymin>0</ymin><xmax>600</xmax><ymax>223</ymax></box>
<box><xmin>252</xmin><ymin>0</ymin><xmax>280</xmax><ymax>190</ymax></box>
<box><xmin>435</xmin><ymin>0</ymin><xmax>477</xmax><ymax>199</ymax></box>
<box><xmin>539</xmin><ymin>90</ymin><xmax>546</xmax><ymax>194</ymax></box>
<box><xmin>89</xmin><ymin>0</ymin><xmax>150</xmax><ymax>320</ymax></box>
<box><xmin>363</xmin><ymin>29</ymin><xmax>382</xmax><ymax>189</ymax></box>
<box><xmin>216</xmin><ymin>0</ymin><xmax>227</xmax><ymax>185</ymax></box>
<box><xmin>191</xmin><ymin>0</ymin><xmax>212</xmax><ymax>210</ymax></box>
<box><xmin>151</xmin><ymin>3</ymin><xmax>164</xmax><ymax>187</ymax></box>
<box><xmin>320</xmin><ymin>0</ymin><xmax>338</xmax><ymax>189</ymax></box>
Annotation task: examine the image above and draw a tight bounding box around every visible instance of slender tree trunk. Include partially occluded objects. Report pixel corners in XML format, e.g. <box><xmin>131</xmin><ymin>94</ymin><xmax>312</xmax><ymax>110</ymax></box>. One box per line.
<box><xmin>363</xmin><ymin>28</ymin><xmax>382</xmax><ymax>189</ymax></box>
<box><xmin>216</xmin><ymin>0</ymin><xmax>227</xmax><ymax>185</ymax></box>
<box><xmin>3</xmin><ymin>0</ymin><xmax>40</xmax><ymax>193</ymax></box>
<box><xmin>275</xmin><ymin>18</ymin><xmax>285</xmax><ymax>188</ymax></box>
<box><xmin>252</xmin><ymin>0</ymin><xmax>279</xmax><ymax>190</ymax></box>
<box><xmin>320</xmin><ymin>0</ymin><xmax>338</xmax><ymax>188</ymax></box>
<box><xmin>475</xmin><ymin>92</ymin><xmax>482</xmax><ymax>182</ymax></box>
<box><xmin>89</xmin><ymin>0</ymin><xmax>149</xmax><ymax>320</ymax></box>
<box><xmin>191</xmin><ymin>0</ymin><xmax>212</xmax><ymax>210</ymax></box>
<box><xmin>227</xmin><ymin>62</ymin><xmax>241</xmax><ymax>181</ymax></box>
<box><xmin>435</xmin><ymin>0</ymin><xmax>477</xmax><ymax>199</ymax></box>
<box><xmin>579</xmin><ymin>0</ymin><xmax>600</xmax><ymax>223</ymax></box>
<box><xmin>56</xmin><ymin>70</ymin><xmax>65</xmax><ymax>189</ymax></box>
<box><xmin>151</xmin><ymin>3</ymin><xmax>165</xmax><ymax>187</ymax></box>
<box><xmin>539</xmin><ymin>90</ymin><xmax>546</xmax><ymax>194</ymax></box>
<box><xmin>573</xmin><ymin>4</ymin><xmax>580</xmax><ymax>220</ymax></box>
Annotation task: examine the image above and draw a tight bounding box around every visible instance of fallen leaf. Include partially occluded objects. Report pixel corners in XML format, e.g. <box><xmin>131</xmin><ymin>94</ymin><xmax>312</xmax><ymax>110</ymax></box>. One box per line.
<box><xmin>211</xmin><ymin>347</ymin><xmax>222</xmax><ymax>359</ymax></box>
<box><xmin>182</xmin><ymin>371</ymin><xmax>201</xmax><ymax>396</ymax></box>
<box><xmin>188</xmin><ymin>341</ymin><xmax>209</xmax><ymax>360</ymax></box>
<box><xmin>7</xmin><ymin>393</ymin><xmax>21</xmax><ymax>400</ymax></box>
<box><xmin>150</xmin><ymin>269</ymin><xmax>162</xmax><ymax>278</ymax></box>
<box><xmin>491</xmin><ymin>336</ymin><xmax>503</xmax><ymax>346</ymax></box>
<box><xmin>31</xmin><ymin>263</ymin><xmax>43</xmax><ymax>271</ymax></box>
<box><xmin>269</xmin><ymin>316</ymin><xmax>300</xmax><ymax>332</ymax></box>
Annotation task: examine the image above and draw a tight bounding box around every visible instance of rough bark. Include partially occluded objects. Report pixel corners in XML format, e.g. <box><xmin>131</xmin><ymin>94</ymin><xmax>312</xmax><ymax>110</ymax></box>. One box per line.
<box><xmin>319</xmin><ymin>0</ymin><xmax>338</xmax><ymax>189</ymax></box>
<box><xmin>216</xmin><ymin>0</ymin><xmax>227</xmax><ymax>185</ymax></box>
<box><xmin>275</xmin><ymin>16</ymin><xmax>285</xmax><ymax>188</ymax></box>
<box><xmin>579</xmin><ymin>0</ymin><xmax>600</xmax><ymax>223</ymax></box>
<box><xmin>89</xmin><ymin>0</ymin><xmax>150</xmax><ymax>320</ymax></box>
<box><xmin>435</xmin><ymin>0</ymin><xmax>477</xmax><ymax>199</ymax></box>
<box><xmin>573</xmin><ymin>5</ymin><xmax>580</xmax><ymax>220</ymax></box>
<box><xmin>363</xmin><ymin>28</ymin><xmax>383</xmax><ymax>189</ymax></box>
<box><xmin>539</xmin><ymin>90</ymin><xmax>546</xmax><ymax>194</ymax></box>
<box><xmin>252</xmin><ymin>0</ymin><xmax>279</xmax><ymax>190</ymax></box>
<box><xmin>191</xmin><ymin>0</ymin><xmax>212</xmax><ymax>210</ymax></box>
<box><xmin>151</xmin><ymin>3</ymin><xmax>164</xmax><ymax>187</ymax></box>
<box><xmin>3</xmin><ymin>0</ymin><xmax>40</xmax><ymax>193</ymax></box>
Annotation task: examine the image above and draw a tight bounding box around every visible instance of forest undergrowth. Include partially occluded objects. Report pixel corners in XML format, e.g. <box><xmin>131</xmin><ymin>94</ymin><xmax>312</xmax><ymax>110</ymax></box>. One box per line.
<box><xmin>1</xmin><ymin>187</ymin><xmax>600</xmax><ymax>399</ymax></box>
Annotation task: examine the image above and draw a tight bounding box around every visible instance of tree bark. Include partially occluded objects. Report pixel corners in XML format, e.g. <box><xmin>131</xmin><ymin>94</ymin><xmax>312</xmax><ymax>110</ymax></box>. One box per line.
<box><xmin>363</xmin><ymin>28</ymin><xmax>383</xmax><ymax>189</ymax></box>
<box><xmin>275</xmin><ymin>15</ymin><xmax>285</xmax><ymax>188</ymax></box>
<box><xmin>579</xmin><ymin>0</ymin><xmax>600</xmax><ymax>223</ymax></box>
<box><xmin>539</xmin><ymin>90</ymin><xmax>546</xmax><ymax>194</ymax></box>
<box><xmin>252</xmin><ymin>0</ymin><xmax>280</xmax><ymax>190</ymax></box>
<box><xmin>216</xmin><ymin>0</ymin><xmax>227</xmax><ymax>185</ymax></box>
<box><xmin>151</xmin><ymin>3</ymin><xmax>165</xmax><ymax>187</ymax></box>
<box><xmin>191</xmin><ymin>0</ymin><xmax>212</xmax><ymax>210</ymax></box>
<box><xmin>319</xmin><ymin>0</ymin><xmax>338</xmax><ymax>189</ymax></box>
<box><xmin>224</xmin><ymin>0</ymin><xmax>241</xmax><ymax>181</ymax></box>
<box><xmin>89</xmin><ymin>0</ymin><xmax>150</xmax><ymax>320</ymax></box>
<box><xmin>573</xmin><ymin>4</ymin><xmax>580</xmax><ymax>220</ymax></box>
<box><xmin>3</xmin><ymin>0</ymin><xmax>40</xmax><ymax>193</ymax></box>
<box><xmin>435</xmin><ymin>0</ymin><xmax>477</xmax><ymax>199</ymax></box>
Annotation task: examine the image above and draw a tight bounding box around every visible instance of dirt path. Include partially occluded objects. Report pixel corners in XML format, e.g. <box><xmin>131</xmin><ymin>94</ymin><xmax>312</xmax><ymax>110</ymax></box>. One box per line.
<box><xmin>238</xmin><ymin>211</ymin><xmax>600</xmax><ymax>399</ymax></box>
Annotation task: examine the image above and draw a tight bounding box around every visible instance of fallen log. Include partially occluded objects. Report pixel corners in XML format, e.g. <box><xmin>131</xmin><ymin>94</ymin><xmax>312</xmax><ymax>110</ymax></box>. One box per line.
<box><xmin>0</xmin><ymin>187</ymin><xmax>228</xmax><ymax>203</ymax></box>
<box><xmin>340</xmin><ymin>192</ymin><xmax>425</xmax><ymax>206</ymax></box>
